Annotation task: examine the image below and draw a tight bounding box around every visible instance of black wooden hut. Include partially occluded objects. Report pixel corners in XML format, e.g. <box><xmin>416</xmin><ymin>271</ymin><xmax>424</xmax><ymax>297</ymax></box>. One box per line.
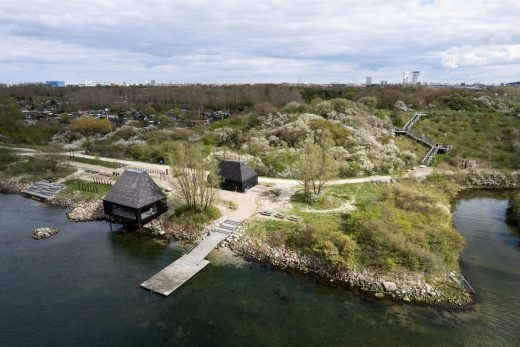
<box><xmin>103</xmin><ymin>169</ymin><xmax>167</xmax><ymax>227</ymax></box>
<box><xmin>219</xmin><ymin>160</ymin><xmax>258</xmax><ymax>193</ymax></box>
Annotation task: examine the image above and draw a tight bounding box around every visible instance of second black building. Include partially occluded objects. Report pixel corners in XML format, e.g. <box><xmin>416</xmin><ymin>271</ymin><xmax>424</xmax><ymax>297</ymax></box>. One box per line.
<box><xmin>218</xmin><ymin>160</ymin><xmax>258</xmax><ymax>193</ymax></box>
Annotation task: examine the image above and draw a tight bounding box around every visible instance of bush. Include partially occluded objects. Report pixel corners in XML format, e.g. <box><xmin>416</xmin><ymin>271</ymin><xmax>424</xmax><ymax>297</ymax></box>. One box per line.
<box><xmin>3</xmin><ymin>154</ymin><xmax>75</xmax><ymax>182</ymax></box>
<box><xmin>283</xmin><ymin>101</ymin><xmax>312</xmax><ymax>114</ymax></box>
<box><xmin>168</xmin><ymin>205</ymin><xmax>221</xmax><ymax>232</ymax></box>
<box><xmin>0</xmin><ymin>148</ymin><xmax>19</xmax><ymax>171</ymax></box>
<box><xmin>357</xmin><ymin>96</ymin><xmax>378</xmax><ymax>110</ymax></box>
<box><xmin>70</xmin><ymin>118</ymin><xmax>113</xmax><ymax>136</ymax></box>
<box><xmin>282</xmin><ymin>223</ymin><xmax>358</xmax><ymax>268</ymax></box>
<box><xmin>439</xmin><ymin>94</ymin><xmax>476</xmax><ymax>111</ymax></box>
<box><xmin>389</xmin><ymin>112</ymin><xmax>405</xmax><ymax>127</ymax></box>
<box><xmin>343</xmin><ymin>183</ymin><xmax>464</xmax><ymax>272</ymax></box>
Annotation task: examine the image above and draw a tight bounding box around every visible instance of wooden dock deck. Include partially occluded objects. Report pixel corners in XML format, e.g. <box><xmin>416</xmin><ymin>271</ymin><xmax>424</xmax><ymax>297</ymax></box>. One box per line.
<box><xmin>140</xmin><ymin>219</ymin><xmax>240</xmax><ymax>296</ymax></box>
<box><xmin>22</xmin><ymin>181</ymin><xmax>65</xmax><ymax>200</ymax></box>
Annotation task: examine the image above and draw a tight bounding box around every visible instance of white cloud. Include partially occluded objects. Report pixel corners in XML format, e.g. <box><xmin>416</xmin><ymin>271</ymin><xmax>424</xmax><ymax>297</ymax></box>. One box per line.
<box><xmin>439</xmin><ymin>45</ymin><xmax>520</xmax><ymax>68</ymax></box>
<box><xmin>0</xmin><ymin>0</ymin><xmax>518</xmax><ymax>83</ymax></box>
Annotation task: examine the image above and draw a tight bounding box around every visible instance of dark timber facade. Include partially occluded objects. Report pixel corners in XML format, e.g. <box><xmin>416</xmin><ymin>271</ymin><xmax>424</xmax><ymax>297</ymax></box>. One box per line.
<box><xmin>103</xmin><ymin>169</ymin><xmax>167</xmax><ymax>227</ymax></box>
<box><xmin>219</xmin><ymin>160</ymin><xmax>258</xmax><ymax>193</ymax></box>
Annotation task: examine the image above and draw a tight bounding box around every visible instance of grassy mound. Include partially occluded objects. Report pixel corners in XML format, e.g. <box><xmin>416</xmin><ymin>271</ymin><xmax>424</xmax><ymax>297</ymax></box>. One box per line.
<box><xmin>244</xmin><ymin>179</ymin><xmax>464</xmax><ymax>275</ymax></box>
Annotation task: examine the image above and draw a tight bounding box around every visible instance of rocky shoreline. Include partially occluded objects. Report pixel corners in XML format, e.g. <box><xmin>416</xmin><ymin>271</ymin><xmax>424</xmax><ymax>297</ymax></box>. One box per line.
<box><xmin>49</xmin><ymin>191</ymin><xmax>105</xmax><ymax>222</ymax></box>
<box><xmin>223</xmin><ymin>222</ymin><xmax>473</xmax><ymax>308</ymax></box>
<box><xmin>0</xmin><ymin>178</ymin><xmax>27</xmax><ymax>194</ymax></box>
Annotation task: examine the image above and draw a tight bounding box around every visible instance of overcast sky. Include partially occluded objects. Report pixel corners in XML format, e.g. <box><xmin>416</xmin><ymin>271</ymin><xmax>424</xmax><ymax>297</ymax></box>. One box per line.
<box><xmin>1</xmin><ymin>0</ymin><xmax>519</xmax><ymax>84</ymax></box>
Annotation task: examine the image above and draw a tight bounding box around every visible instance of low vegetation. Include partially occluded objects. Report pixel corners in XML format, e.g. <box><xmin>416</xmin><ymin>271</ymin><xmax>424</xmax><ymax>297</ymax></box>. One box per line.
<box><xmin>70</xmin><ymin>118</ymin><xmax>113</xmax><ymax>136</ymax></box>
<box><xmin>0</xmin><ymin>149</ymin><xmax>74</xmax><ymax>182</ymax></box>
<box><xmin>401</xmin><ymin>110</ymin><xmax>520</xmax><ymax>169</ymax></box>
<box><xmin>245</xmin><ymin>179</ymin><xmax>464</xmax><ymax>275</ymax></box>
<box><xmin>60</xmin><ymin>179</ymin><xmax>113</xmax><ymax>200</ymax></box>
<box><xmin>290</xmin><ymin>190</ymin><xmax>343</xmax><ymax>210</ymax></box>
<box><xmin>167</xmin><ymin>205</ymin><xmax>221</xmax><ymax>235</ymax></box>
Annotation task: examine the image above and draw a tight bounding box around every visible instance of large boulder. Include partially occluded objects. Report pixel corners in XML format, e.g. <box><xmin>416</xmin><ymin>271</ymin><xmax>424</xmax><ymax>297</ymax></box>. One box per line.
<box><xmin>382</xmin><ymin>281</ymin><xmax>397</xmax><ymax>292</ymax></box>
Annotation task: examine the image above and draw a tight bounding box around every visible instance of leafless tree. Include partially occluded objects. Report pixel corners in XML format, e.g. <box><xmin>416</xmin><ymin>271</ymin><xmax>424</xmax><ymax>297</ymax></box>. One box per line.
<box><xmin>167</xmin><ymin>144</ymin><xmax>220</xmax><ymax>211</ymax></box>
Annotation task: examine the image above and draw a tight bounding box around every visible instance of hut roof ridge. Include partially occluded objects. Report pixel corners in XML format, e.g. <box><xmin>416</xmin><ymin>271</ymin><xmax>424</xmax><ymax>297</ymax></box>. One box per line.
<box><xmin>103</xmin><ymin>170</ymin><xmax>164</xmax><ymax>209</ymax></box>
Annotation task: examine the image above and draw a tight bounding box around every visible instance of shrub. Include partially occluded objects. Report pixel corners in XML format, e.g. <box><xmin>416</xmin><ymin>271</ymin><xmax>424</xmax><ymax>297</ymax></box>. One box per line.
<box><xmin>358</xmin><ymin>96</ymin><xmax>378</xmax><ymax>110</ymax></box>
<box><xmin>439</xmin><ymin>94</ymin><xmax>476</xmax><ymax>111</ymax></box>
<box><xmin>341</xmin><ymin>182</ymin><xmax>464</xmax><ymax>273</ymax></box>
<box><xmin>0</xmin><ymin>149</ymin><xmax>19</xmax><ymax>171</ymax></box>
<box><xmin>70</xmin><ymin>118</ymin><xmax>113</xmax><ymax>136</ymax></box>
<box><xmin>168</xmin><ymin>205</ymin><xmax>221</xmax><ymax>231</ymax></box>
<box><xmin>3</xmin><ymin>154</ymin><xmax>75</xmax><ymax>182</ymax></box>
<box><xmin>283</xmin><ymin>101</ymin><xmax>312</xmax><ymax>114</ymax></box>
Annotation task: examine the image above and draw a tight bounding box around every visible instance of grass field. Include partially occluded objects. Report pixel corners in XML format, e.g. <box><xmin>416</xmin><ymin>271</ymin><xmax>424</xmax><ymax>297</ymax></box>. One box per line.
<box><xmin>403</xmin><ymin>110</ymin><xmax>520</xmax><ymax>169</ymax></box>
<box><xmin>69</xmin><ymin>156</ymin><xmax>123</xmax><ymax>169</ymax></box>
<box><xmin>61</xmin><ymin>179</ymin><xmax>113</xmax><ymax>200</ymax></box>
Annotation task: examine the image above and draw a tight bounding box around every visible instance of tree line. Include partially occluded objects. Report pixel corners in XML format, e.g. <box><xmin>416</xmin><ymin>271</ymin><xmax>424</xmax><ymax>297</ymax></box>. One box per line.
<box><xmin>0</xmin><ymin>84</ymin><xmax>302</xmax><ymax>112</ymax></box>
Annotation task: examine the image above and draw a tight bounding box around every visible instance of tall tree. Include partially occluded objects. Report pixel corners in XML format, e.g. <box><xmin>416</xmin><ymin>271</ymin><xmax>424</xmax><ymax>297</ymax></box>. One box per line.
<box><xmin>168</xmin><ymin>144</ymin><xmax>220</xmax><ymax>211</ymax></box>
<box><xmin>295</xmin><ymin>131</ymin><xmax>338</xmax><ymax>202</ymax></box>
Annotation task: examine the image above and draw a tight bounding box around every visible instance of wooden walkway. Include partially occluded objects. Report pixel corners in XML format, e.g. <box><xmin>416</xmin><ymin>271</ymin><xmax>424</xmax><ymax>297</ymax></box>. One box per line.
<box><xmin>22</xmin><ymin>181</ymin><xmax>65</xmax><ymax>200</ymax></box>
<box><xmin>140</xmin><ymin>219</ymin><xmax>241</xmax><ymax>296</ymax></box>
<box><xmin>393</xmin><ymin>112</ymin><xmax>453</xmax><ymax>166</ymax></box>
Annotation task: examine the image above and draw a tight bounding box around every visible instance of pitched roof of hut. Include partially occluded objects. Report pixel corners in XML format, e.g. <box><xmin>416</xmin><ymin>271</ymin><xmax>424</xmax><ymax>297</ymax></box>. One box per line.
<box><xmin>218</xmin><ymin>160</ymin><xmax>257</xmax><ymax>182</ymax></box>
<box><xmin>103</xmin><ymin>169</ymin><xmax>165</xmax><ymax>209</ymax></box>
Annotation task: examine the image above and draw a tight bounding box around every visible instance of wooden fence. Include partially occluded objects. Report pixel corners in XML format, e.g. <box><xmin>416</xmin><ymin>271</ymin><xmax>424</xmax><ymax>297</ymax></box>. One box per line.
<box><xmin>77</xmin><ymin>180</ymin><xmax>99</xmax><ymax>193</ymax></box>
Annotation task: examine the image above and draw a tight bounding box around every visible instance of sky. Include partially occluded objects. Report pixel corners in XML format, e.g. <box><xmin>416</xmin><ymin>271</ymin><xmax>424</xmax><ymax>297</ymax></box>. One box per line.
<box><xmin>0</xmin><ymin>0</ymin><xmax>519</xmax><ymax>84</ymax></box>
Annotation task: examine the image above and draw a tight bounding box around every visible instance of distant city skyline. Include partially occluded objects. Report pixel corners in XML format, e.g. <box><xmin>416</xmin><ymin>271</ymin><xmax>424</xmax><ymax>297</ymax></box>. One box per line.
<box><xmin>1</xmin><ymin>0</ymin><xmax>519</xmax><ymax>84</ymax></box>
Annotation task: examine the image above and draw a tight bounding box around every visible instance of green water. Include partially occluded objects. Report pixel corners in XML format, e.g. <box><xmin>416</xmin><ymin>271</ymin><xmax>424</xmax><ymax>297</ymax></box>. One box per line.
<box><xmin>0</xmin><ymin>191</ymin><xmax>519</xmax><ymax>346</ymax></box>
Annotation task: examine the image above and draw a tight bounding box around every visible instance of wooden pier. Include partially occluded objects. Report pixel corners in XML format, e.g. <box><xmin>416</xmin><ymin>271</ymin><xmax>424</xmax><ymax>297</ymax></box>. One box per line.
<box><xmin>22</xmin><ymin>181</ymin><xmax>65</xmax><ymax>200</ymax></box>
<box><xmin>393</xmin><ymin>112</ymin><xmax>453</xmax><ymax>166</ymax></box>
<box><xmin>140</xmin><ymin>219</ymin><xmax>241</xmax><ymax>296</ymax></box>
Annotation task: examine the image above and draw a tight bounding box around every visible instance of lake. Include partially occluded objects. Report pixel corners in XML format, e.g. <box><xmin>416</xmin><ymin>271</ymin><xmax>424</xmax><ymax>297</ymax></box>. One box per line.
<box><xmin>0</xmin><ymin>191</ymin><xmax>519</xmax><ymax>346</ymax></box>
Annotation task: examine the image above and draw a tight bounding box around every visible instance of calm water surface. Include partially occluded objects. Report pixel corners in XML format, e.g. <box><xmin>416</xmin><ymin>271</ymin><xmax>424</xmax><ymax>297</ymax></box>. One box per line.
<box><xmin>0</xmin><ymin>192</ymin><xmax>519</xmax><ymax>346</ymax></box>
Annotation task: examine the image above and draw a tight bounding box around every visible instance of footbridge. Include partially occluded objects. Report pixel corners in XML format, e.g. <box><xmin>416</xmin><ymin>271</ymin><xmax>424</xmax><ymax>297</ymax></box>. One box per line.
<box><xmin>393</xmin><ymin>112</ymin><xmax>453</xmax><ymax>166</ymax></box>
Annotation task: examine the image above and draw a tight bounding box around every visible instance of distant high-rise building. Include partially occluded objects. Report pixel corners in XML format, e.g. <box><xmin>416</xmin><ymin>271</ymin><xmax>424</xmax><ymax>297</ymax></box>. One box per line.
<box><xmin>411</xmin><ymin>71</ymin><xmax>420</xmax><ymax>85</ymax></box>
<box><xmin>150</xmin><ymin>79</ymin><xmax>156</xmax><ymax>86</ymax></box>
<box><xmin>366</xmin><ymin>76</ymin><xmax>372</xmax><ymax>86</ymax></box>
<box><xmin>380</xmin><ymin>80</ymin><xmax>388</xmax><ymax>85</ymax></box>
<box><xmin>402</xmin><ymin>72</ymin><xmax>409</xmax><ymax>85</ymax></box>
